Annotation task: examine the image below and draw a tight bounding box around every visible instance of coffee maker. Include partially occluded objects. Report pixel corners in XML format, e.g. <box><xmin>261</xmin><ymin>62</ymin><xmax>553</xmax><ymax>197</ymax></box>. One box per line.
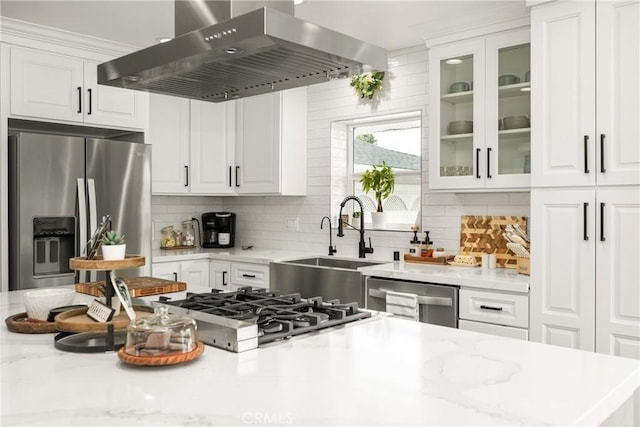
<box><xmin>202</xmin><ymin>212</ymin><xmax>236</xmax><ymax>248</ymax></box>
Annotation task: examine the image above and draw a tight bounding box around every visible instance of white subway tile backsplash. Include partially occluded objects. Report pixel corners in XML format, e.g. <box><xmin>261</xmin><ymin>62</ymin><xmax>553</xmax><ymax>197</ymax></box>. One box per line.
<box><xmin>151</xmin><ymin>45</ymin><xmax>530</xmax><ymax>259</ymax></box>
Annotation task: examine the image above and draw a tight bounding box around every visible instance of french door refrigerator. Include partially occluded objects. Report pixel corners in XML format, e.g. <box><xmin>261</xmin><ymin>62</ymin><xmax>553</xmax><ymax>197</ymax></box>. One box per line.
<box><xmin>8</xmin><ymin>131</ymin><xmax>151</xmax><ymax>291</ymax></box>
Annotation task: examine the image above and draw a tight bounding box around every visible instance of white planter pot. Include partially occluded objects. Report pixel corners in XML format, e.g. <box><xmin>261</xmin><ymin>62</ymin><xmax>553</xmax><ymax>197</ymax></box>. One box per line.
<box><xmin>101</xmin><ymin>244</ymin><xmax>126</xmax><ymax>260</ymax></box>
<box><xmin>370</xmin><ymin>212</ymin><xmax>387</xmax><ymax>229</ymax></box>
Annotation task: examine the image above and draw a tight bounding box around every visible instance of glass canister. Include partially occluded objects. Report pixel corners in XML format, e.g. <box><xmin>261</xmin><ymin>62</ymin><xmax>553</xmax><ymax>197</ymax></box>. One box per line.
<box><xmin>125</xmin><ymin>306</ymin><xmax>198</xmax><ymax>356</ymax></box>
<box><xmin>181</xmin><ymin>220</ymin><xmax>196</xmax><ymax>247</ymax></box>
<box><xmin>160</xmin><ymin>226</ymin><xmax>177</xmax><ymax>248</ymax></box>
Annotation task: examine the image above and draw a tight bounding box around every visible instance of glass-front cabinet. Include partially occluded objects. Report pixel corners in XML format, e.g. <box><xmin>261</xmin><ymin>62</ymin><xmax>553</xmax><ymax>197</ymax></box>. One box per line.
<box><xmin>429</xmin><ymin>28</ymin><xmax>531</xmax><ymax>190</ymax></box>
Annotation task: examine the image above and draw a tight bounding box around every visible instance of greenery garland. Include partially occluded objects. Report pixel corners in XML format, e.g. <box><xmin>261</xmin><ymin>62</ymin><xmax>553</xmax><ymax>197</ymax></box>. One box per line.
<box><xmin>350</xmin><ymin>71</ymin><xmax>385</xmax><ymax>100</ymax></box>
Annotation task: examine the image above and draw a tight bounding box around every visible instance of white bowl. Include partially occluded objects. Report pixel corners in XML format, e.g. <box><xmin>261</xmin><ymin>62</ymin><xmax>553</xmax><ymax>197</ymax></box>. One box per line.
<box><xmin>23</xmin><ymin>288</ymin><xmax>76</xmax><ymax>321</ymax></box>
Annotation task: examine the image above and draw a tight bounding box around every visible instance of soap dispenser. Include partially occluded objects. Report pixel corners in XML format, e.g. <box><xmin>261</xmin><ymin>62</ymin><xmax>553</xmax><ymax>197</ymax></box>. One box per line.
<box><xmin>408</xmin><ymin>226</ymin><xmax>420</xmax><ymax>256</ymax></box>
<box><xmin>421</xmin><ymin>231</ymin><xmax>434</xmax><ymax>257</ymax></box>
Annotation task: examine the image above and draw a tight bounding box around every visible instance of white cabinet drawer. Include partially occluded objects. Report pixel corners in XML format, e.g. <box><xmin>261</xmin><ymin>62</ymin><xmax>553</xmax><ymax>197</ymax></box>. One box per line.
<box><xmin>459</xmin><ymin>288</ymin><xmax>529</xmax><ymax>328</ymax></box>
<box><xmin>459</xmin><ymin>319</ymin><xmax>529</xmax><ymax>341</ymax></box>
<box><xmin>231</xmin><ymin>263</ymin><xmax>269</xmax><ymax>289</ymax></box>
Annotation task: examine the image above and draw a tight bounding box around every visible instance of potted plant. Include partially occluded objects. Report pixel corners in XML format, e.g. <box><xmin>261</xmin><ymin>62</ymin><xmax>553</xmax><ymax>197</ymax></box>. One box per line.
<box><xmin>100</xmin><ymin>230</ymin><xmax>126</xmax><ymax>260</ymax></box>
<box><xmin>360</xmin><ymin>161</ymin><xmax>395</xmax><ymax>229</ymax></box>
<box><xmin>350</xmin><ymin>72</ymin><xmax>385</xmax><ymax>100</ymax></box>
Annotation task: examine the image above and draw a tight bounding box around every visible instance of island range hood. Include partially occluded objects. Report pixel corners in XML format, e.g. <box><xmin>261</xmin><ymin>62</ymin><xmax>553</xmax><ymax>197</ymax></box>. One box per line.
<box><xmin>97</xmin><ymin>0</ymin><xmax>387</xmax><ymax>102</ymax></box>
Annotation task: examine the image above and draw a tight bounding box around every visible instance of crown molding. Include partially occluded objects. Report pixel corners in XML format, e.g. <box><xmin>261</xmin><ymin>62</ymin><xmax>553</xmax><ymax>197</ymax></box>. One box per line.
<box><xmin>416</xmin><ymin>2</ymin><xmax>531</xmax><ymax>48</ymax></box>
<box><xmin>0</xmin><ymin>17</ymin><xmax>140</xmax><ymax>60</ymax></box>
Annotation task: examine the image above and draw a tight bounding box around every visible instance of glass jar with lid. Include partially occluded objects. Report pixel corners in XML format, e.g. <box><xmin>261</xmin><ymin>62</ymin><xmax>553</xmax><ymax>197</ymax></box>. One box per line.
<box><xmin>125</xmin><ymin>305</ymin><xmax>198</xmax><ymax>356</ymax></box>
<box><xmin>181</xmin><ymin>220</ymin><xmax>196</xmax><ymax>247</ymax></box>
<box><xmin>160</xmin><ymin>226</ymin><xmax>177</xmax><ymax>248</ymax></box>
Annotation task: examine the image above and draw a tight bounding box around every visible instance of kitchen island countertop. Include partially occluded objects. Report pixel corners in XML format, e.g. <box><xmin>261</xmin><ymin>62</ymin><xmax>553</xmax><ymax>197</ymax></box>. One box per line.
<box><xmin>1</xmin><ymin>289</ymin><xmax>639</xmax><ymax>426</ymax></box>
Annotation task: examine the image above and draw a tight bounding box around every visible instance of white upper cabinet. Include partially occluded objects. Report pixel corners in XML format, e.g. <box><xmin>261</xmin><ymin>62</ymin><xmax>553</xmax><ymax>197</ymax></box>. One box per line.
<box><xmin>9</xmin><ymin>47</ymin><xmax>147</xmax><ymax>130</ymax></box>
<box><xmin>235</xmin><ymin>87</ymin><xmax>307</xmax><ymax>195</ymax></box>
<box><xmin>149</xmin><ymin>94</ymin><xmax>191</xmax><ymax>194</ymax></box>
<box><xmin>150</xmin><ymin>87</ymin><xmax>307</xmax><ymax>196</ymax></box>
<box><xmin>429</xmin><ymin>28</ymin><xmax>531</xmax><ymax>190</ymax></box>
<box><xmin>149</xmin><ymin>93</ymin><xmax>234</xmax><ymax>195</ymax></box>
<box><xmin>595</xmin><ymin>1</ymin><xmax>640</xmax><ymax>186</ymax></box>
<box><xmin>531</xmin><ymin>0</ymin><xmax>639</xmax><ymax>187</ymax></box>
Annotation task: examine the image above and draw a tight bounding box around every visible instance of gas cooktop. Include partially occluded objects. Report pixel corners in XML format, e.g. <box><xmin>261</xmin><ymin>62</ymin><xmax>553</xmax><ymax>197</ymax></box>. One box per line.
<box><xmin>154</xmin><ymin>288</ymin><xmax>372</xmax><ymax>352</ymax></box>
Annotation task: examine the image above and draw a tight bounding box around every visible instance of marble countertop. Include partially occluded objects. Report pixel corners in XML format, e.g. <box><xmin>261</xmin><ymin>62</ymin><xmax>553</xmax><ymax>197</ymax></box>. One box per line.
<box><xmin>359</xmin><ymin>261</ymin><xmax>530</xmax><ymax>293</ymax></box>
<box><xmin>2</xmin><ymin>289</ymin><xmax>638</xmax><ymax>426</ymax></box>
<box><xmin>151</xmin><ymin>247</ymin><xmax>308</xmax><ymax>265</ymax></box>
<box><xmin>152</xmin><ymin>248</ymin><xmax>528</xmax><ymax>293</ymax></box>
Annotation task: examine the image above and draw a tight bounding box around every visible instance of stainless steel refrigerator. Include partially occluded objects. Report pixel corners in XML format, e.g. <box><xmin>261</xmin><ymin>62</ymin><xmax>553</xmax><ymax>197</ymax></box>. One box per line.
<box><xmin>8</xmin><ymin>131</ymin><xmax>151</xmax><ymax>291</ymax></box>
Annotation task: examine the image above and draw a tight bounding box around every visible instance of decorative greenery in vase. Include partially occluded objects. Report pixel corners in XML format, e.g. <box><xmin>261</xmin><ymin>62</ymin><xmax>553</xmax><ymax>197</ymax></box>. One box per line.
<box><xmin>350</xmin><ymin>72</ymin><xmax>385</xmax><ymax>100</ymax></box>
<box><xmin>360</xmin><ymin>161</ymin><xmax>395</xmax><ymax>212</ymax></box>
<box><xmin>100</xmin><ymin>230</ymin><xmax>126</xmax><ymax>260</ymax></box>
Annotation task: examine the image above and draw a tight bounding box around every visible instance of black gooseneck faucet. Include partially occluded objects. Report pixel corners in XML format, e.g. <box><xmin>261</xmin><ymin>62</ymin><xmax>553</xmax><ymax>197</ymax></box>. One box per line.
<box><xmin>337</xmin><ymin>195</ymin><xmax>374</xmax><ymax>259</ymax></box>
<box><xmin>320</xmin><ymin>216</ymin><xmax>337</xmax><ymax>256</ymax></box>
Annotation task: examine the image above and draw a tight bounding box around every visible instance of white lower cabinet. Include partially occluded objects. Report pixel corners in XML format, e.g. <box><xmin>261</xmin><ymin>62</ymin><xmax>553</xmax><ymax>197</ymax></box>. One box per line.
<box><xmin>531</xmin><ymin>187</ymin><xmax>640</xmax><ymax>358</ymax></box>
<box><xmin>458</xmin><ymin>288</ymin><xmax>529</xmax><ymax>340</ymax></box>
<box><xmin>152</xmin><ymin>259</ymin><xmax>211</xmax><ymax>294</ymax></box>
<box><xmin>459</xmin><ymin>320</ymin><xmax>529</xmax><ymax>341</ymax></box>
<box><xmin>230</xmin><ymin>262</ymin><xmax>269</xmax><ymax>290</ymax></box>
<box><xmin>210</xmin><ymin>260</ymin><xmax>231</xmax><ymax>291</ymax></box>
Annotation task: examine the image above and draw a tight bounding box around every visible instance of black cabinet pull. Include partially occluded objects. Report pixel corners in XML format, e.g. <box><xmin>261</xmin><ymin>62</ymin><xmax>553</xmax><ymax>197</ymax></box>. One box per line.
<box><xmin>476</xmin><ymin>148</ymin><xmax>481</xmax><ymax>179</ymax></box>
<box><xmin>583</xmin><ymin>202</ymin><xmax>589</xmax><ymax>241</ymax></box>
<box><xmin>480</xmin><ymin>305</ymin><xmax>503</xmax><ymax>311</ymax></box>
<box><xmin>87</xmin><ymin>88</ymin><xmax>92</xmax><ymax>115</ymax></box>
<box><xmin>184</xmin><ymin>165</ymin><xmax>189</xmax><ymax>187</ymax></box>
<box><xmin>600</xmin><ymin>134</ymin><xmax>606</xmax><ymax>173</ymax></box>
<box><xmin>242</xmin><ymin>274</ymin><xmax>256</xmax><ymax>278</ymax></box>
<box><xmin>584</xmin><ymin>135</ymin><xmax>590</xmax><ymax>174</ymax></box>
<box><xmin>487</xmin><ymin>147</ymin><xmax>492</xmax><ymax>179</ymax></box>
<box><xmin>172</xmin><ymin>272</ymin><xmax>177</xmax><ymax>281</ymax></box>
<box><xmin>222</xmin><ymin>271</ymin><xmax>228</xmax><ymax>286</ymax></box>
<box><xmin>235</xmin><ymin>166</ymin><xmax>240</xmax><ymax>187</ymax></box>
<box><xmin>228</xmin><ymin>166</ymin><xmax>232</xmax><ymax>187</ymax></box>
<box><xmin>600</xmin><ymin>202</ymin><xmax>606</xmax><ymax>242</ymax></box>
<box><xmin>77</xmin><ymin>87</ymin><xmax>82</xmax><ymax>113</ymax></box>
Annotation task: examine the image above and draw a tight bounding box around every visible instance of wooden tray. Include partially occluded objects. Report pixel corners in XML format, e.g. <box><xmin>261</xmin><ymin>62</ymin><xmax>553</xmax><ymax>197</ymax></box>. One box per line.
<box><xmin>55</xmin><ymin>305</ymin><xmax>153</xmax><ymax>333</ymax></box>
<box><xmin>460</xmin><ymin>216</ymin><xmax>527</xmax><ymax>269</ymax></box>
<box><xmin>5</xmin><ymin>312</ymin><xmax>57</xmax><ymax>334</ymax></box>
<box><xmin>403</xmin><ymin>254</ymin><xmax>454</xmax><ymax>265</ymax></box>
<box><xmin>69</xmin><ymin>255</ymin><xmax>145</xmax><ymax>271</ymax></box>
<box><xmin>117</xmin><ymin>341</ymin><xmax>205</xmax><ymax>366</ymax></box>
<box><xmin>76</xmin><ymin>276</ymin><xmax>187</xmax><ymax>298</ymax></box>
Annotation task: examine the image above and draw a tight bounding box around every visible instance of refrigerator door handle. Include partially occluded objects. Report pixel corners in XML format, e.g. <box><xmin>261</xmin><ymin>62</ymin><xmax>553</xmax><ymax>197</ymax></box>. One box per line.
<box><xmin>77</xmin><ymin>178</ymin><xmax>88</xmax><ymax>283</ymax></box>
<box><xmin>77</xmin><ymin>179</ymin><xmax>88</xmax><ymax>257</ymax></box>
<box><xmin>87</xmin><ymin>179</ymin><xmax>98</xmax><ymax>282</ymax></box>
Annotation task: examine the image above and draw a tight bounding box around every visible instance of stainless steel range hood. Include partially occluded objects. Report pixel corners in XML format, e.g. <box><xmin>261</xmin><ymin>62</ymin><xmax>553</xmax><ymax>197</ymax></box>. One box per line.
<box><xmin>97</xmin><ymin>1</ymin><xmax>387</xmax><ymax>102</ymax></box>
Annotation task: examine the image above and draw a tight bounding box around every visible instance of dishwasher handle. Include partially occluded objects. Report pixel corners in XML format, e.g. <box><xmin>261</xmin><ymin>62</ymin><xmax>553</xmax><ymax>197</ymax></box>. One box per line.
<box><xmin>368</xmin><ymin>288</ymin><xmax>453</xmax><ymax>307</ymax></box>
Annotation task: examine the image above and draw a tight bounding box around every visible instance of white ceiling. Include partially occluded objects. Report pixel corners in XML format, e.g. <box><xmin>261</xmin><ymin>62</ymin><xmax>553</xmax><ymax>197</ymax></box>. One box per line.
<box><xmin>0</xmin><ymin>0</ymin><xmax>529</xmax><ymax>51</ymax></box>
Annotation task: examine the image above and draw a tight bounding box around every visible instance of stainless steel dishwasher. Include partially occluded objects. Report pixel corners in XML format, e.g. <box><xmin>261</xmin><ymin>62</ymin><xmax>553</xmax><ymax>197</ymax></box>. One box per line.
<box><xmin>366</xmin><ymin>277</ymin><xmax>458</xmax><ymax>328</ymax></box>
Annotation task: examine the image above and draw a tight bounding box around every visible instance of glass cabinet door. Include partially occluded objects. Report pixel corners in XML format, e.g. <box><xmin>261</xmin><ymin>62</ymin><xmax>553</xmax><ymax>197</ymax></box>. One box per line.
<box><xmin>486</xmin><ymin>29</ymin><xmax>531</xmax><ymax>188</ymax></box>
<box><xmin>429</xmin><ymin>39</ymin><xmax>485</xmax><ymax>190</ymax></box>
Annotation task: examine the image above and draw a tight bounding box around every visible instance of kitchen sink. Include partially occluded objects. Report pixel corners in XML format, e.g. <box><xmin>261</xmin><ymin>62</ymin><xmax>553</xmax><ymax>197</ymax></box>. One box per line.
<box><xmin>283</xmin><ymin>257</ymin><xmax>382</xmax><ymax>270</ymax></box>
<box><xmin>269</xmin><ymin>257</ymin><xmax>384</xmax><ymax>306</ymax></box>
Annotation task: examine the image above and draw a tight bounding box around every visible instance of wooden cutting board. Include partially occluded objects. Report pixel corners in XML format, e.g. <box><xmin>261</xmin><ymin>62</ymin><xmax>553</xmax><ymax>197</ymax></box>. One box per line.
<box><xmin>460</xmin><ymin>215</ymin><xmax>527</xmax><ymax>269</ymax></box>
<box><xmin>75</xmin><ymin>276</ymin><xmax>186</xmax><ymax>298</ymax></box>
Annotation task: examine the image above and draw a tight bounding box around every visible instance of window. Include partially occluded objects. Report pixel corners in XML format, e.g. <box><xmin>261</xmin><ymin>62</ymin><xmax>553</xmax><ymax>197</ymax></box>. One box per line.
<box><xmin>331</xmin><ymin>111</ymin><xmax>422</xmax><ymax>231</ymax></box>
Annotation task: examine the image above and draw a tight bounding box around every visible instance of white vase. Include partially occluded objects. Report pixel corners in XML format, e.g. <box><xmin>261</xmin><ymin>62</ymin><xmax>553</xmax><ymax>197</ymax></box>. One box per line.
<box><xmin>101</xmin><ymin>244</ymin><xmax>126</xmax><ymax>260</ymax></box>
<box><xmin>370</xmin><ymin>212</ymin><xmax>387</xmax><ymax>229</ymax></box>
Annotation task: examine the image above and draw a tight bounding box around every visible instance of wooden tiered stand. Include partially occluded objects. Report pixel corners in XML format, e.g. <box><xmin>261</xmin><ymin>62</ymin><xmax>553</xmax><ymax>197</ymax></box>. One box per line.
<box><xmin>55</xmin><ymin>255</ymin><xmax>152</xmax><ymax>353</ymax></box>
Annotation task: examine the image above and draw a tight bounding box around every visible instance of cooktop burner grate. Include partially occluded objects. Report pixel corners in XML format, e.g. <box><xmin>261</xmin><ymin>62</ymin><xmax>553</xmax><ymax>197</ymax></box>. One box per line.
<box><xmin>156</xmin><ymin>287</ymin><xmax>371</xmax><ymax>351</ymax></box>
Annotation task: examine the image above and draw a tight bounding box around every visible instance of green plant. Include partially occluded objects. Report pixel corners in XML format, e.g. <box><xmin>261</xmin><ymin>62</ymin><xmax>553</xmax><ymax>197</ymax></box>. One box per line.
<box><xmin>360</xmin><ymin>161</ymin><xmax>395</xmax><ymax>212</ymax></box>
<box><xmin>355</xmin><ymin>134</ymin><xmax>377</xmax><ymax>145</ymax></box>
<box><xmin>350</xmin><ymin>72</ymin><xmax>385</xmax><ymax>100</ymax></box>
<box><xmin>101</xmin><ymin>230</ymin><xmax>125</xmax><ymax>245</ymax></box>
